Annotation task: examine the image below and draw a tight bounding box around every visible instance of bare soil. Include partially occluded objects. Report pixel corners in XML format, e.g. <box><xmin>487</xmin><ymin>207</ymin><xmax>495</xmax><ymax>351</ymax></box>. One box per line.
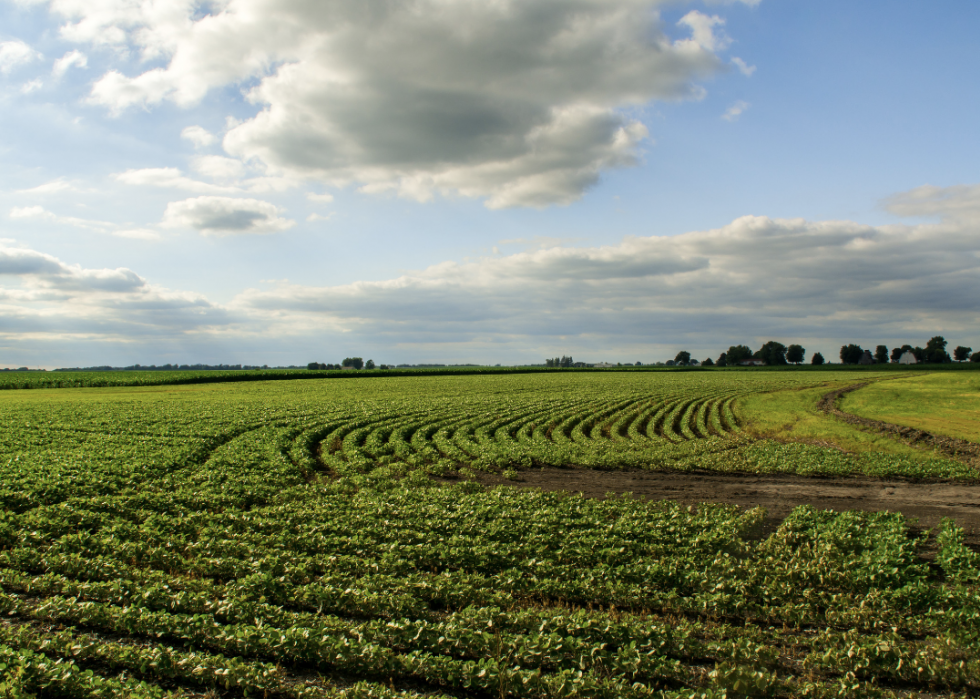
<box><xmin>472</xmin><ymin>468</ymin><xmax>980</xmax><ymax>547</ymax></box>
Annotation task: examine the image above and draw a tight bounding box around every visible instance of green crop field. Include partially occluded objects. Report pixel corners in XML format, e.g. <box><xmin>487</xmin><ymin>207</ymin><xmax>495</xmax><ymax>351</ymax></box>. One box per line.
<box><xmin>1</xmin><ymin>371</ymin><xmax>979</xmax><ymax>698</ymax></box>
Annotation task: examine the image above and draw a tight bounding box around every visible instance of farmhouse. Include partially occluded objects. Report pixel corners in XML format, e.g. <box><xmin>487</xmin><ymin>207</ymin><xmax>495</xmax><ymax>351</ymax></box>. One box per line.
<box><xmin>858</xmin><ymin>350</ymin><xmax>875</xmax><ymax>365</ymax></box>
<box><xmin>738</xmin><ymin>359</ymin><xmax>766</xmax><ymax>366</ymax></box>
<box><xmin>899</xmin><ymin>351</ymin><xmax>918</xmax><ymax>364</ymax></box>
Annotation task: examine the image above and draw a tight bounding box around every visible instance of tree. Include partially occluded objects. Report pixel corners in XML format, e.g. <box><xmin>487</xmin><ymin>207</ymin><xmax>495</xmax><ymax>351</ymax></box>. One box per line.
<box><xmin>891</xmin><ymin>345</ymin><xmax>911</xmax><ymax>363</ymax></box>
<box><xmin>716</xmin><ymin>352</ymin><xmax>727</xmax><ymax>367</ymax></box>
<box><xmin>839</xmin><ymin>344</ymin><xmax>864</xmax><ymax>365</ymax></box>
<box><xmin>755</xmin><ymin>341</ymin><xmax>788</xmax><ymax>366</ymax></box>
<box><xmin>674</xmin><ymin>351</ymin><xmax>691</xmax><ymax>366</ymax></box>
<box><xmin>874</xmin><ymin>345</ymin><xmax>889</xmax><ymax>364</ymax></box>
<box><xmin>726</xmin><ymin>345</ymin><xmax>753</xmax><ymax>365</ymax></box>
<box><xmin>925</xmin><ymin>336</ymin><xmax>951</xmax><ymax>363</ymax></box>
<box><xmin>786</xmin><ymin>344</ymin><xmax>805</xmax><ymax>365</ymax></box>
<box><xmin>954</xmin><ymin>346</ymin><xmax>972</xmax><ymax>362</ymax></box>
<box><xmin>972</xmin><ymin>352</ymin><xmax>980</xmax><ymax>363</ymax></box>
<box><xmin>811</xmin><ymin>352</ymin><xmax>825</xmax><ymax>366</ymax></box>
<box><xmin>342</xmin><ymin>357</ymin><xmax>364</xmax><ymax>370</ymax></box>
<box><xmin>702</xmin><ymin>357</ymin><xmax>714</xmax><ymax>367</ymax></box>
<box><xmin>560</xmin><ymin>355</ymin><xmax>573</xmax><ymax>368</ymax></box>
<box><xmin>665</xmin><ymin>360</ymin><xmax>676</xmax><ymax>366</ymax></box>
<box><xmin>365</xmin><ymin>359</ymin><xmax>376</xmax><ymax>369</ymax></box>
<box><xmin>307</xmin><ymin>362</ymin><xmax>321</xmax><ymax>370</ymax></box>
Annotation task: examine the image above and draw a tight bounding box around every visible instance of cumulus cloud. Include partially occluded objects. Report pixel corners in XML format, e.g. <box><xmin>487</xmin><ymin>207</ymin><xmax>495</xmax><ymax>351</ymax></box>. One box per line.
<box><xmin>181</xmin><ymin>125</ymin><xmax>215</xmax><ymax>147</ymax></box>
<box><xmin>722</xmin><ymin>100</ymin><xmax>750</xmax><ymax>121</ymax></box>
<box><xmin>52</xmin><ymin>49</ymin><xmax>87</xmax><ymax>77</ymax></box>
<box><xmin>0</xmin><ymin>40</ymin><xmax>40</xmax><ymax>73</ymax></box>
<box><xmin>0</xmin><ymin>242</ymin><xmax>232</xmax><ymax>345</ymax></box>
<box><xmin>42</xmin><ymin>0</ymin><xmax>732</xmax><ymax>208</ymax></box>
<box><xmin>0</xmin><ymin>243</ymin><xmax>144</xmax><ymax>292</ymax></box>
<box><xmin>161</xmin><ymin>196</ymin><xmax>295</xmax><ymax>235</ymax></box>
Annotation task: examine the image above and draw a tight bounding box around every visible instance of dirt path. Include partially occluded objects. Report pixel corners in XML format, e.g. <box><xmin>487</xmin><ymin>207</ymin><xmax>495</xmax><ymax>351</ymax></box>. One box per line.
<box><xmin>818</xmin><ymin>383</ymin><xmax>980</xmax><ymax>468</ymax></box>
<box><xmin>472</xmin><ymin>468</ymin><xmax>980</xmax><ymax>546</ymax></box>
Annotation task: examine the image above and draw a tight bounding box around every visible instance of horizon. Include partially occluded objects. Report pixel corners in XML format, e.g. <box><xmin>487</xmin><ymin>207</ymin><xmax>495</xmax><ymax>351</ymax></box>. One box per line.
<box><xmin>2</xmin><ymin>0</ymin><xmax>978</xmax><ymax>366</ymax></box>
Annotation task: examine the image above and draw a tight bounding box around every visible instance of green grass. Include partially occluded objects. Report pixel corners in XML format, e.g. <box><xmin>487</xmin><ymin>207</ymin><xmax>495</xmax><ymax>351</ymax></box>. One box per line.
<box><xmin>842</xmin><ymin>372</ymin><xmax>980</xmax><ymax>442</ymax></box>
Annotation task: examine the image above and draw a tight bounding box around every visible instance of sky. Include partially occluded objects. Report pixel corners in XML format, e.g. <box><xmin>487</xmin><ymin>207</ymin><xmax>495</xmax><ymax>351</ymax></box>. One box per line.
<box><xmin>1</xmin><ymin>0</ymin><xmax>978</xmax><ymax>368</ymax></box>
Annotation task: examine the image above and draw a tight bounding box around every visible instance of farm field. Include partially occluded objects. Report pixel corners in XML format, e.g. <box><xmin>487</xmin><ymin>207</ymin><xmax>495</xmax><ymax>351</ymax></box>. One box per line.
<box><xmin>1</xmin><ymin>371</ymin><xmax>979</xmax><ymax>697</ymax></box>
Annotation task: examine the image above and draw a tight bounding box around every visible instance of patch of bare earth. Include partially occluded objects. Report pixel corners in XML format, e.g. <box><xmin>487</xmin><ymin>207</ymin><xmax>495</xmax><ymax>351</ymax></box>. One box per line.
<box><xmin>472</xmin><ymin>468</ymin><xmax>980</xmax><ymax>547</ymax></box>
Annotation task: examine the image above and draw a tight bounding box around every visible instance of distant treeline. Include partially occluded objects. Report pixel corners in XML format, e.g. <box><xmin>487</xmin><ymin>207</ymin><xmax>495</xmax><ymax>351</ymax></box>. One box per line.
<box><xmin>52</xmin><ymin>363</ymin><xmax>299</xmax><ymax>371</ymax></box>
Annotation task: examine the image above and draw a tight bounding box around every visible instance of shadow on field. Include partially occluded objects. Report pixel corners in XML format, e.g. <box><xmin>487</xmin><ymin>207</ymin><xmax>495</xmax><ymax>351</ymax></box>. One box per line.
<box><xmin>472</xmin><ymin>468</ymin><xmax>980</xmax><ymax>547</ymax></box>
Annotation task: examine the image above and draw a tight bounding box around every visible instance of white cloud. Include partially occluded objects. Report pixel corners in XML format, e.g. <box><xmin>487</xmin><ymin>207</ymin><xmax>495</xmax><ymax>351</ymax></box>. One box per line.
<box><xmin>731</xmin><ymin>57</ymin><xmax>756</xmax><ymax>76</ymax></box>
<box><xmin>181</xmin><ymin>125</ymin><xmax>215</xmax><ymax>147</ymax></box>
<box><xmin>883</xmin><ymin>183</ymin><xmax>980</xmax><ymax>223</ymax></box>
<box><xmin>49</xmin><ymin>0</ymin><xmax>729</xmax><ymax>208</ymax></box>
<box><xmin>306</xmin><ymin>192</ymin><xmax>334</xmax><ymax>204</ymax></box>
<box><xmin>161</xmin><ymin>196</ymin><xmax>295</xmax><ymax>235</ymax></box>
<box><xmin>0</xmin><ymin>243</ymin><xmax>144</xmax><ymax>292</ymax></box>
<box><xmin>18</xmin><ymin>178</ymin><xmax>80</xmax><ymax>194</ymax></box>
<box><xmin>0</xmin><ymin>40</ymin><xmax>41</xmax><ymax>74</ymax></box>
<box><xmin>114</xmin><ymin>167</ymin><xmax>238</xmax><ymax>194</ymax></box>
<box><xmin>0</xmin><ymin>242</ymin><xmax>232</xmax><ymax>345</ymax></box>
<box><xmin>192</xmin><ymin>155</ymin><xmax>246</xmax><ymax>181</ymax></box>
<box><xmin>20</xmin><ymin>78</ymin><xmax>43</xmax><ymax>93</ymax></box>
<box><xmin>676</xmin><ymin>11</ymin><xmax>730</xmax><ymax>53</ymax></box>
<box><xmin>306</xmin><ymin>212</ymin><xmax>333</xmax><ymax>223</ymax></box>
<box><xmin>9</xmin><ymin>205</ymin><xmax>114</xmax><ymax>232</ymax></box>
<box><xmin>52</xmin><ymin>49</ymin><xmax>87</xmax><ymax>77</ymax></box>
<box><xmin>722</xmin><ymin>100</ymin><xmax>750</xmax><ymax>121</ymax></box>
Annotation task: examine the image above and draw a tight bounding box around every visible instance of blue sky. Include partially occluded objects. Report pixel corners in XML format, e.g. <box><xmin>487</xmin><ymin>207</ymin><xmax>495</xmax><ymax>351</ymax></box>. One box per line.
<box><xmin>1</xmin><ymin>0</ymin><xmax>978</xmax><ymax>368</ymax></box>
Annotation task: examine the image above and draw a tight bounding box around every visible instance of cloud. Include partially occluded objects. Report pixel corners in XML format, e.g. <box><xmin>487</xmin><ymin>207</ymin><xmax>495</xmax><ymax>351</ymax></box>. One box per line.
<box><xmin>9</xmin><ymin>205</ymin><xmax>114</xmax><ymax>232</ymax></box>
<box><xmin>161</xmin><ymin>196</ymin><xmax>295</xmax><ymax>235</ymax></box>
<box><xmin>0</xmin><ymin>40</ymin><xmax>40</xmax><ymax>74</ymax></box>
<box><xmin>0</xmin><ymin>243</ymin><xmax>144</xmax><ymax>292</ymax></box>
<box><xmin>114</xmin><ymin>167</ymin><xmax>238</xmax><ymax>194</ymax></box>
<box><xmin>52</xmin><ymin>49</ymin><xmax>87</xmax><ymax>77</ymax></box>
<box><xmin>192</xmin><ymin>155</ymin><xmax>246</xmax><ymax>181</ymax></box>
<box><xmin>306</xmin><ymin>212</ymin><xmax>333</xmax><ymax>223</ymax></box>
<box><xmin>236</xmin><ymin>184</ymin><xmax>980</xmax><ymax>353</ymax></box>
<box><xmin>2</xmin><ymin>183</ymin><xmax>979</xmax><ymax>363</ymax></box>
<box><xmin>883</xmin><ymin>183</ymin><xmax>980</xmax><ymax>224</ymax></box>
<box><xmin>722</xmin><ymin>100</ymin><xmax>750</xmax><ymax>121</ymax></box>
<box><xmin>20</xmin><ymin>78</ymin><xmax>43</xmax><ymax>93</ymax></box>
<box><xmin>731</xmin><ymin>57</ymin><xmax>756</xmax><ymax>76</ymax></box>
<box><xmin>676</xmin><ymin>12</ymin><xmax>730</xmax><ymax>52</ymax></box>
<box><xmin>0</xmin><ymin>244</ymin><xmax>232</xmax><ymax>347</ymax></box>
<box><xmin>181</xmin><ymin>125</ymin><xmax>215</xmax><ymax>147</ymax></box>
<box><xmin>306</xmin><ymin>192</ymin><xmax>334</xmax><ymax>204</ymax></box>
<box><xmin>17</xmin><ymin>178</ymin><xmax>81</xmax><ymax>194</ymax></box>
<box><xmin>53</xmin><ymin>0</ymin><xmax>730</xmax><ymax>208</ymax></box>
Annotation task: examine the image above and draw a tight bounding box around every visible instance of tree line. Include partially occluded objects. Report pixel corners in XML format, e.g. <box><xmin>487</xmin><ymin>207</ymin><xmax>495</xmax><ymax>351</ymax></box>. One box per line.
<box><xmin>670</xmin><ymin>336</ymin><xmax>977</xmax><ymax>367</ymax></box>
<box><xmin>838</xmin><ymin>336</ymin><xmax>977</xmax><ymax>365</ymax></box>
<box><xmin>307</xmin><ymin>358</ymin><xmax>391</xmax><ymax>370</ymax></box>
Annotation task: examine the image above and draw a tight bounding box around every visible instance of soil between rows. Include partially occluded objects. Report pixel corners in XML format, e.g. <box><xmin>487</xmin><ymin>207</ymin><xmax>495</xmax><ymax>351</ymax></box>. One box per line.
<box><xmin>473</xmin><ymin>468</ymin><xmax>980</xmax><ymax>547</ymax></box>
